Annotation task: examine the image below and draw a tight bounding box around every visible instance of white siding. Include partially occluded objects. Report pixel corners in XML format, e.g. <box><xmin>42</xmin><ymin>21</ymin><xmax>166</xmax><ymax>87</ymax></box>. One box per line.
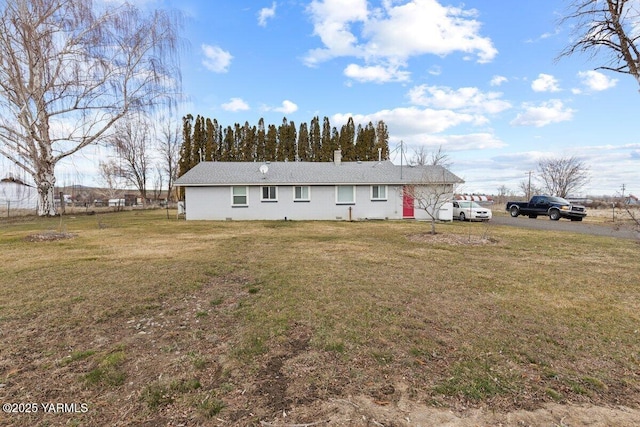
<box><xmin>184</xmin><ymin>185</ymin><xmax>408</xmax><ymax>220</ymax></box>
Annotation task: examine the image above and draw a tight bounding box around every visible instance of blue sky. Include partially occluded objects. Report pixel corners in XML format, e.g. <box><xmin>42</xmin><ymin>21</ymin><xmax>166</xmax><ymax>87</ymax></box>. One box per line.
<box><xmin>5</xmin><ymin>0</ymin><xmax>640</xmax><ymax>196</ymax></box>
<box><xmin>176</xmin><ymin>0</ymin><xmax>639</xmax><ymax>196</ymax></box>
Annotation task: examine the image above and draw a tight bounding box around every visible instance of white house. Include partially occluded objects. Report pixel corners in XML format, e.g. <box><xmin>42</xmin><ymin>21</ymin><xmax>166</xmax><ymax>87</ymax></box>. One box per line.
<box><xmin>174</xmin><ymin>153</ymin><xmax>463</xmax><ymax>221</ymax></box>
<box><xmin>0</xmin><ymin>176</ymin><xmax>38</xmax><ymax>211</ymax></box>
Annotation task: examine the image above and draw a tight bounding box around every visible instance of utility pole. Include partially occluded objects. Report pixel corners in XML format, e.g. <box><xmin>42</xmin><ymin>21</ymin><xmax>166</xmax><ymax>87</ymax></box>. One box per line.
<box><xmin>526</xmin><ymin>170</ymin><xmax>533</xmax><ymax>200</ymax></box>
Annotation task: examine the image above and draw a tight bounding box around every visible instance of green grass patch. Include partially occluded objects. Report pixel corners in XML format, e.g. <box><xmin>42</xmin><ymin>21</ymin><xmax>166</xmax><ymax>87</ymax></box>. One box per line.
<box><xmin>60</xmin><ymin>349</ymin><xmax>96</xmax><ymax>366</ymax></box>
<box><xmin>210</xmin><ymin>297</ymin><xmax>224</xmax><ymax>306</ymax></box>
<box><xmin>433</xmin><ymin>358</ymin><xmax>514</xmax><ymax>400</ymax></box>
<box><xmin>84</xmin><ymin>347</ymin><xmax>126</xmax><ymax>387</ymax></box>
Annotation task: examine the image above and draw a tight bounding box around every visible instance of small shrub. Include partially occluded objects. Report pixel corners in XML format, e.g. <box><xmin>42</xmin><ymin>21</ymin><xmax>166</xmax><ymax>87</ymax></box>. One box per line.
<box><xmin>142</xmin><ymin>383</ymin><xmax>172</xmax><ymax>409</ymax></box>
<box><xmin>189</xmin><ymin>353</ymin><xmax>207</xmax><ymax>370</ymax></box>
<box><xmin>583</xmin><ymin>376</ymin><xmax>607</xmax><ymax>390</ymax></box>
<box><xmin>171</xmin><ymin>378</ymin><xmax>201</xmax><ymax>393</ymax></box>
<box><xmin>83</xmin><ymin>348</ymin><xmax>126</xmax><ymax>387</ymax></box>
<box><xmin>198</xmin><ymin>396</ymin><xmax>225</xmax><ymax>418</ymax></box>
<box><xmin>545</xmin><ymin>387</ymin><xmax>564</xmax><ymax>401</ymax></box>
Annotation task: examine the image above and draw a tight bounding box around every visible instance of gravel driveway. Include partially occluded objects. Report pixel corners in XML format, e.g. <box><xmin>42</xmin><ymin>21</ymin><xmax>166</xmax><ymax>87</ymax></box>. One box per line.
<box><xmin>490</xmin><ymin>214</ymin><xmax>640</xmax><ymax>240</ymax></box>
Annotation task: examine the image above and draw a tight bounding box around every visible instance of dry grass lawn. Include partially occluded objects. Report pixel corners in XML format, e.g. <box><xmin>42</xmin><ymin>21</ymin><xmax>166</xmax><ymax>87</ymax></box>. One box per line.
<box><xmin>0</xmin><ymin>210</ymin><xmax>639</xmax><ymax>426</ymax></box>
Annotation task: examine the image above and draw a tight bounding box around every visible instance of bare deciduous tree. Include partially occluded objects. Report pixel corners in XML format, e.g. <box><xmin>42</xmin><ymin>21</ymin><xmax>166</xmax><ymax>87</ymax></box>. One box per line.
<box><xmin>559</xmin><ymin>0</ymin><xmax>640</xmax><ymax>87</ymax></box>
<box><xmin>495</xmin><ymin>184</ymin><xmax>515</xmax><ymax>205</ymax></box>
<box><xmin>109</xmin><ymin>116</ymin><xmax>152</xmax><ymax>206</ymax></box>
<box><xmin>98</xmin><ymin>160</ymin><xmax>125</xmax><ymax>208</ymax></box>
<box><xmin>0</xmin><ymin>0</ymin><xmax>181</xmax><ymax>216</ymax></box>
<box><xmin>409</xmin><ymin>145</ymin><xmax>452</xmax><ymax>168</ymax></box>
<box><xmin>409</xmin><ymin>145</ymin><xmax>430</xmax><ymax>166</ymax></box>
<box><xmin>537</xmin><ymin>156</ymin><xmax>590</xmax><ymax>198</ymax></box>
<box><xmin>404</xmin><ymin>166</ymin><xmax>459</xmax><ymax>235</ymax></box>
<box><xmin>518</xmin><ymin>180</ymin><xmax>542</xmax><ymax>200</ymax></box>
<box><xmin>151</xmin><ymin>164</ymin><xmax>164</xmax><ymax>203</ymax></box>
<box><xmin>158</xmin><ymin>121</ymin><xmax>180</xmax><ymax>203</ymax></box>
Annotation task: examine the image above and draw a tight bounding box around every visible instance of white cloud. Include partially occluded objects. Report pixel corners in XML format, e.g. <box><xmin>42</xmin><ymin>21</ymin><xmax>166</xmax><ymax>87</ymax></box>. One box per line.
<box><xmin>577</xmin><ymin>70</ymin><xmax>618</xmax><ymax>91</ymax></box>
<box><xmin>304</xmin><ymin>0</ymin><xmax>497</xmax><ymax>81</ymax></box>
<box><xmin>268</xmin><ymin>100</ymin><xmax>298</xmax><ymax>114</ymax></box>
<box><xmin>201</xmin><ymin>44</ymin><xmax>233</xmax><ymax>73</ymax></box>
<box><xmin>490</xmin><ymin>75</ymin><xmax>507</xmax><ymax>86</ymax></box>
<box><xmin>510</xmin><ymin>100</ymin><xmax>575</xmax><ymax>127</ymax></box>
<box><xmin>531</xmin><ymin>73</ymin><xmax>561</xmax><ymax>92</ymax></box>
<box><xmin>407</xmin><ymin>85</ymin><xmax>512</xmax><ymax>114</ymax></box>
<box><xmin>258</xmin><ymin>2</ymin><xmax>277</xmax><ymax>27</ymax></box>
<box><xmin>304</xmin><ymin>0</ymin><xmax>368</xmax><ymax>67</ymax></box>
<box><xmin>221</xmin><ymin>98</ymin><xmax>250</xmax><ymax>112</ymax></box>
<box><xmin>333</xmin><ymin>106</ymin><xmax>484</xmax><ymax>136</ymax></box>
<box><xmin>409</xmin><ymin>133</ymin><xmax>507</xmax><ymax>151</ymax></box>
<box><xmin>365</xmin><ymin>0</ymin><xmax>497</xmax><ymax>63</ymax></box>
<box><xmin>344</xmin><ymin>63</ymin><xmax>410</xmax><ymax>83</ymax></box>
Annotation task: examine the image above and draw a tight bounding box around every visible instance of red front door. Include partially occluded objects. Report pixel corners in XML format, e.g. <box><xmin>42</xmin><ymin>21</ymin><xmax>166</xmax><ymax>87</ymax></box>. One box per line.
<box><xmin>403</xmin><ymin>186</ymin><xmax>414</xmax><ymax>218</ymax></box>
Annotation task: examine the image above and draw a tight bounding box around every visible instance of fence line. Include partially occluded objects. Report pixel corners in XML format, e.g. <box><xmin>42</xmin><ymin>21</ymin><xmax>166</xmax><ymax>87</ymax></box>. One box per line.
<box><xmin>0</xmin><ymin>198</ymin><xmax>38</xmax><ymax>217</ymax></box>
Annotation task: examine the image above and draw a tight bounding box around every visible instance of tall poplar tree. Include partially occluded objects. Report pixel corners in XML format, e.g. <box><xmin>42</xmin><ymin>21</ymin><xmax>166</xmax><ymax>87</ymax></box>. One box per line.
<box><xmin>309</xmin><ymin>116</ymin><xmax>321</xmax><ymax>161</ymax></box>
<box><xmin>233</xmin><ymin>123</ymin><xmax>242</xmax><ymax>160</ymax></box>
<box><xmin>178</xmin><ymin>114</ymin><xmax>194</xmax><ymax>176</ymax></box>
<box><xmin>240</xmin><ymin>121</ymin><xmax>256</xmax><ymax>161</ymax></box>
<box><xmin>354</xmin><ymin>124</ymin><xmax>366</xmax><ymax>160</ymax></box>
<box><xmin>256</xmin><ymin>118</ymin><xmax>266</xmax><ymax>161</ymax></box>
<box><xmin>297</xmin><ymin>122</ymin><xmax>310</xmax><ymax>161</ymax></box>
<box><xmin>320</xmin><ymin>116</ymin><xmax>333</xmax><ymax>161</ymax></box>
<box><xmin>375</xmin><ymin>120</ymin><xmax>390</xmax><ymax>161</ymax></box>
<box><xmin>339</xmin><ymin>117</ymin><xmax>356</xmax><ymax>160</ymax></box>
<box><xmin>278</xmin><ymin>117</ymin><xmax>297</xmax><ymax>161</ymax></box>
<box><xmin>221</xmin><ymin>126</ymin><xmax>234</xmax><ymax>161</ymax></box>
<box><xmin>191</xmin><ymin>115</ymin><xmax>205</xmax><ymax>164</ymax></box>
<box><xmin>364</xmin><ymin>122</ymin><xmax>377</xmax><ymax>160</ymax></box>
<box><xmin>265</xmin><ymin>124</ymin><xmax>278</xmax><ymax>161</ymax></box>
<box><xmin>204</xmin><ymin>118</ymin><xmax>217</xmax><ymax>161</ymax></box>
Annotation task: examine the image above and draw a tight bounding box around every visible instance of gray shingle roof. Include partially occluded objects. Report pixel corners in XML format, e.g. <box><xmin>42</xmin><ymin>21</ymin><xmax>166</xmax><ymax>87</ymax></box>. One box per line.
<box><xmin>174</xmin><ymin>160</ymin><xmax>463</xmax><ymax>186</ymax></box>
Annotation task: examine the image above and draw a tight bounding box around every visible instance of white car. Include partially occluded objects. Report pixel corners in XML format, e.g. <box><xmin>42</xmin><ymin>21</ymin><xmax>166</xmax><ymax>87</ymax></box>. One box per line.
<box><xmin>452</xmin><ymin>201</ymin><xmax>492</xmax><ymax>221</ymax></box>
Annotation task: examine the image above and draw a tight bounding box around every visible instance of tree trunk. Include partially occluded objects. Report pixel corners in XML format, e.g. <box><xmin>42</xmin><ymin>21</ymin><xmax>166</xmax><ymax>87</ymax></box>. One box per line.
<box><xmin>430</xmin><ymin>218</ymin><xmax>436</xmax><ymax>235</ymax></box>
<box><xmin>36</xmin><ymin>162</ymin><xmax>58</xmax><ymax>216</ymax></box>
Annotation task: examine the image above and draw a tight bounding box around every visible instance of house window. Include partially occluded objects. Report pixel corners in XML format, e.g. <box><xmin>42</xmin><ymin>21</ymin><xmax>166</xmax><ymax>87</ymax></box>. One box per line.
<box><xmin>261</xmin><ymin>186</ymin><xmax>278</xmax><ymax>201</ymax></box>
<box><xmin>232</xmin><ymin>186</ymin><xmax>248</xmax><ymax>206</ymax></box>
<box><xmin>294</xmin><ymin>186</ymin><xmax>310</xmax><ymax>202</ymax></box>
<box><xmin>371</xmin><ymin>185</ymin><xmax>387</xmax><ymax>201</ymax></box>
<box><xmin>336</xmin><ymin>185</ymin><xmax>355</xmax><ymax>204</ymax></box>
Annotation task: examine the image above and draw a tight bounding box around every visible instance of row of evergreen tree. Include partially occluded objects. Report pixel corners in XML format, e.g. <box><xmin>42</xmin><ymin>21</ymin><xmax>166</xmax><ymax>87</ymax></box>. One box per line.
<box><xmin>178</xmin><ymin>115</ymin><xmax>390</xmax><ymax>176</ymax></box>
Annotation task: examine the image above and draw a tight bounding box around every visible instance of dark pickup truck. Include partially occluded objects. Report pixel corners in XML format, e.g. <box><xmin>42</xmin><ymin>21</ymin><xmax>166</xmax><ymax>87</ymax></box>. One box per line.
<box><xmin>506</xmin><ymin>195</ymin><xmax>587</xmax><ymax>221</ymax></box>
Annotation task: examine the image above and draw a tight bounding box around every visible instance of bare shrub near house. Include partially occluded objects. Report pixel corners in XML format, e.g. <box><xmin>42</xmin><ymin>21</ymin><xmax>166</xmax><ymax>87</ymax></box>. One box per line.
<box><xmin>404</xmin><ymin>167</ymin><xmax>458</xmax><ymax>235</ymax></box>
